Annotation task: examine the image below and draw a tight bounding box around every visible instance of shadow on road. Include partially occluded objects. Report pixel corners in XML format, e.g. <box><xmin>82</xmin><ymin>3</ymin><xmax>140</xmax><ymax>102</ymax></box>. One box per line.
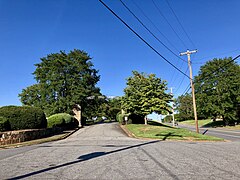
<box><xmin>9</xmin><ymin>140</ymin><xmax>160</xmax><ymax>179</ymax></box>
<box><xmin>155</xmin><ymin>132</ymin><xmax>182</xmax><ymax>140</ymax></box>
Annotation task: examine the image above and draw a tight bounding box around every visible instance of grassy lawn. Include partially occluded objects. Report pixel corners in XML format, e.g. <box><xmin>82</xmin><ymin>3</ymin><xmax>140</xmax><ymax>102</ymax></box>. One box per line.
<box><xmin>125</xmin><ymin>121</ymin><xmax>223</xmax><ymax>141</ymax></box>
<box><xmin>179</xmin><ymin>119</ymin><xmax>212</xmax><ymax>127</ymax></box>
<box><xmin>222</xmin><ymin>125</ymin><xmax>240</xmax><ymax>130</ymax></box>
<box><xmin>180</xmin><ymin>119</ymin><xmax>240</xmax><ymax>130</ymax></box>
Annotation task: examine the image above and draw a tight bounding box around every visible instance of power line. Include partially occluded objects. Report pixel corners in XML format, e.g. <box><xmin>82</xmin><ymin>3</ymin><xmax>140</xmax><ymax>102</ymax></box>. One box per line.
<box><xmin>174</xmin><ymin>66</ymin><xmax>189</xmax><ymax>94</ymax></box>
<box><xmin>169</xmin><ymin>60</ymin><xmax>185</xmax><ymax>86</ymax></box>
<box><xmin>99</xmin><ymin>0</ymin><xmax>190</xmax><ymax>79</ymax></box>
<box><xmin>151</xmin><ymin>0</ymin><xmax>188</xmax><ymax>49</ymax></box>
<box><xmin>181</xmin><ymin>54</ymin><xmax>240</xmax><ymax>96</ymax></box>
<box><xmin>131</xmin><ymin>0</ymin><xmax>192</xmax><ymax>88</ymax></box>
<box><xmin>119</xmin><ymin>0</ymin><xmax>187</xmax><ymax>63</ymax></box>
<box><xmin>182</xmin><ymin>84</ymin><xmax>191</xmax><ymax>95</ymax></box>
<box><xmin>192</xmin><ymin>49</ymin><xmax>240</xmax><ymax>64</ymax></box>
<box><xmin>165</xmin><ymin>0</ymin><xmax>196</xmax><ymax>49</ymax></box>
<box><xmin>195</xmin><ymin>55</ymin><xmax>240</xmax><ymax>85</ymax></box>
<box><xmin>131</xmin><ymin>0</ymin><xmax>180</xmax><ymax>53</ymax></box>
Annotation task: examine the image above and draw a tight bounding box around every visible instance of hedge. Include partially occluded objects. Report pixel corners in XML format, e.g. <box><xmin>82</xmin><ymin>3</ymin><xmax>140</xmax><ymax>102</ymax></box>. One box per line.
<box><xmin>0</xmin><ymin>106</ymin><xmax>47</xmax><ymax>130</ymax></box>
<box><xmin>47</xmin><ymin>113</ymin><xmax>78</xmax><ymax>129</ymax></box>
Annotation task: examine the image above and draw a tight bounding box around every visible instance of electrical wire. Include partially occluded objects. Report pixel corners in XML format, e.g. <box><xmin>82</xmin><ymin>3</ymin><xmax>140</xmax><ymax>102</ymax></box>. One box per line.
<box><xmin>169</xmin><ymin>59</ymin><xmax>185</xmax><ymax>86</ymax></box>
<box><xmin>194</xmin><ymin>55</ymin><xmax>240</xmax><ymax>85</ymax></box>
<box><xmin>192</xmin><ymin>49</ymin><xmax>240</xmax><ymax>64</ymax></box>
<box><xmin>181</xmin><ymin>54</ymin><xmax>240</xmax><ymax>96</ymax></box>
<box><xmin>131</xmin><ymin>0</ymin><xmax>180</xmax><ymax>53</ymax></box>
<box><xmin>151</xmin><ymin>0</ymin><xmax>188</xmax><ymax>49</ymax></box>
<box><xmin>99</xmin><ymin>0</ymin><xmax>190</xmax><ymax>79</ymax></box>
<box><xmin>119</xmin><ymin>0</ymin><xmax>187</xmax><ymax>63</ymax></box>
<box><xmin>182</xmin><ymin>84</ymin><xmax>191</xmax><ymax>95</ymax></box>
<box><xmin>165</xmin><ymin>0</ymin><xmax>196</xmax><ymax>49</ymax></box>
<box><xmin>174</xmin><ymin>66</ymin><xmax>189</xmax><ymax>94</ymax></box>
<box><xmin>129</xmin><ymin>0</ymin><xmax>190</xmax><ymax>88</ymax></box>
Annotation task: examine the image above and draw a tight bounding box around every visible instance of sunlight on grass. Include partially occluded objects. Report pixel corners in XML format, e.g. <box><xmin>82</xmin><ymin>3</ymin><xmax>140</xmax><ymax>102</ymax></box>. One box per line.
<box><xmin>180</xmin><ymin>119</ymin><xmax>240</xmax><ymax>130</ymax></box>
<box><xmin>126</xmin><ymin>121</ymin><xmax>223</xmax><ymax>141</ymax></box>
<box><xmin>180</xmin><ymin>119</ymin><xmax>212</xmax><ymax>127</ymax></box>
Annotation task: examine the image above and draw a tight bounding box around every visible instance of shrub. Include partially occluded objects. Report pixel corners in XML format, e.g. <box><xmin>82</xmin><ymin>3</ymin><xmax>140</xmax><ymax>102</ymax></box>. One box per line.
<box><xmin>116</xmin><ymin>113</ymin><xmax>126</xmax><ymax>124</ymax></box>
<box><xmin>0</xmin><ymin>106</ymin><xmax>47</xmax><ymax>130</ymax></box>
<box><xmin>0</xmin><ymin>116</ymin><xmax>11</xmax><ymax>132</ymax></box>
<box><xmin>164</xmin><ymin>115</ymin><xmax>173</xmax><ymax>123</ymax></box>
<box><xmin>47</xmin><ymin>113</ymin><xmax>78</xmax><ymax>129</ymax></box>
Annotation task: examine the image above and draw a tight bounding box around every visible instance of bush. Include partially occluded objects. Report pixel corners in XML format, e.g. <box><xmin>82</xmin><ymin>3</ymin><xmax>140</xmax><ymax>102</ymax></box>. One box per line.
<box><xmin>47</xmin><ymin>113</ymin><xmax>78</xmax><ymax>129</ymax></box>
<box><xmin>0</xmin><ymin>106</ymin><xmax>47</xmax><ymax>130</ymax></box>
<box><xmin>164</xmin><ymin>115</ymin><xmax>173</xmax><ymax>123</ymax></box>
<box><xmin>0</xmin><ymin>116</ymin><xmax>11</xmax><ymax>132</ymax></box>
<box><xmin>116</xmin><ymin>113</ymin><xmax>125</xmax><ymax>124</ymax></box>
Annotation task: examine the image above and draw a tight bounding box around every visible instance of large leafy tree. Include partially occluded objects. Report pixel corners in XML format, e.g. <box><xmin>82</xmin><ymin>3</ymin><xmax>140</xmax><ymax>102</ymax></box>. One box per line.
<box><xmin>19</xmin><ymin>49</ymin><xmax>101</xmax><ymax>116</ymax></box>
<box><xmin>194</xmin><ymin>57</ymin><xmax>240</xmax><ymax>124</ymax></box>
<box><xmin>175</xmin><ymin>93</ymin><xmax>194</xmax><ymax>121</ymax></box>
<box><xmin>104</xmin><ymin>97</ymin><xmax>122</xmax><ymax>120</ymax></box>
<box><xmin>122</xmin><ymin>71</ymin><xmax>172</xmax><ymax>125</ymax></box>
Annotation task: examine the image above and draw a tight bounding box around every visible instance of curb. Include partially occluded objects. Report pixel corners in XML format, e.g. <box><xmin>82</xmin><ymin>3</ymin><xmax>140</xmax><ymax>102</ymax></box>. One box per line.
<box><xmin>119</xmin><ymin>124</ymin><xmax>136</xmax><ymax>138</ymax></box>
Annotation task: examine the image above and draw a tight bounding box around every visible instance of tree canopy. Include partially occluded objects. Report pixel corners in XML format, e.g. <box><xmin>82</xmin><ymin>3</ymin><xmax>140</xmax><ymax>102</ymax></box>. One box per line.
<box><xmin>122</xmin><ymin>71</ymin><xmax>172</xmax><ymax>124</ymax></box>
<box><xmin>19</xmin><ymin>49</ymin><xmax>101</xmax><ymax>117</ymax></box>
<box><xmin>194</xmin><ymin>57</ymin><xmax>240</xmax><ymax>124</ymax></box>
<box><xmin>175</xmin><ymin>93</ymin><xmax>194</xmax><ymax>121</ymax></box>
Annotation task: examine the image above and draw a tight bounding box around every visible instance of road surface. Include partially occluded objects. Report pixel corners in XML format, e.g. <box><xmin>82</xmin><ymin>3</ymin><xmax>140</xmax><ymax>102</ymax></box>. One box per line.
<box><xmin>178</xmin><ymin>124</ymin><xmax>240</xmax><ymax>142</ymax></box>
<box><xmin>0</xmin><ymin>122</ymin><xmax>240</xmax><ymax>179</ymax></box>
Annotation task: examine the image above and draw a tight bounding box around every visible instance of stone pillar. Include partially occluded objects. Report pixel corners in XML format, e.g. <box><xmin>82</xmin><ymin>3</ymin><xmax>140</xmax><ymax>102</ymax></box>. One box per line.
<box><xmin>73</xmin><ymin>104</ymin><xmax>81</xmax><ymax>127</ymax></box>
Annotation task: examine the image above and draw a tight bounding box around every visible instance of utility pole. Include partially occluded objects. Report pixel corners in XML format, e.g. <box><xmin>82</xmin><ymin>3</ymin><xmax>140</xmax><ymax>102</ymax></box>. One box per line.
<box><xmin>180</xmin><ymin>49</ymin><xmax>199</xmax><ymax>133</ymax></box>
<box><xmin>170</xmin><ymin>87</ymin><xmax>175</xmax><ymax>127</ymax></box>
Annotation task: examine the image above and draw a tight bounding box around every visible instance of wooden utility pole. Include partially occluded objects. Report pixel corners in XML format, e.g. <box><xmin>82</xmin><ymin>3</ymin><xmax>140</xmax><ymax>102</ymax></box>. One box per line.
<box><xmin>180</xmin><ymin>49</ymin><xmax>199</xmax><ymax>133</ymax></box>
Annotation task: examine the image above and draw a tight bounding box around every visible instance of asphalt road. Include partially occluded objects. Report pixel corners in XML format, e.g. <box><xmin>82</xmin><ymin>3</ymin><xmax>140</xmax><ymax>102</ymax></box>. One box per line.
<box><xmin>0</xmin><ymin>122</ymin><xmax>240</xmax><ymax>179</ymax></box>
<box><xmin>177</xmin><ymin>124</ymin><xmax>240</xmax><ymax>142</ymax></box>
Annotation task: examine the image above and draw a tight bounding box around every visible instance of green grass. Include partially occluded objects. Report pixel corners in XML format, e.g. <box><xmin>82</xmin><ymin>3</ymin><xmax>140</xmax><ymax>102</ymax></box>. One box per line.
<box><xmin>125</xmin><ymin>121</ymin><xmax>223</xmax><ymax>141</ymax></box>
<box><xmin>180</xmin><ymin>119</ymin><xmax>240</xmax><ymax>129</ymax></box>
<box><xmin>179</xmin><ymin>119</ymin><xmax>212</xmax><ymax>127</ymax></box>
<box><xmin>224</xmin><ymin>125</ymin><xmax>240</xmax><ymax>130</ymax></box>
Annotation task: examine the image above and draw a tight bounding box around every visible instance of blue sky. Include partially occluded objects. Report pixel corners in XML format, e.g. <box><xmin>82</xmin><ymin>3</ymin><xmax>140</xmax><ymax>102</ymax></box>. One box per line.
<box><xmin>0</xmin><ymin>0</ymin><xmax>240</xmax><ymax>107</ymax></box>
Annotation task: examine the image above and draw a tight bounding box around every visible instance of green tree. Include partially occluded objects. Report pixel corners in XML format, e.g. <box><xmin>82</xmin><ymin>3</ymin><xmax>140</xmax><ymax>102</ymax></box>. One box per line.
<box><xmin>175</xmin><ymin>93</ymin><xmax>194</xmax><ymax>121</ymax></box>
<box><xmin>105</xmin><ymin>97</ymin><xmax>122</xmax><ymax>120</ymax></box>
<box><xmin>194</xmin><ymin>57</ymin><xmax>240</xmax><ymax>125</ymax></box>
<box><xmin>122</xmin><ymin>71</ymin><xmax>172</xmax><ymax>125</ymax></box>
<box><xmin>19</xmin><ymin>49</ymin><xmax>101</xmax><ymax>117</ymax></box>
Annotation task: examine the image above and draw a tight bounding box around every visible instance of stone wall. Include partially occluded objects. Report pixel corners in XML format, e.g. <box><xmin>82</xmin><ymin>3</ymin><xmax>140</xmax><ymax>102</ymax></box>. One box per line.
<box><xmin>0</xmin><ymin>128</ymin><xmax>63</xmax><ymax>145</ymax></box>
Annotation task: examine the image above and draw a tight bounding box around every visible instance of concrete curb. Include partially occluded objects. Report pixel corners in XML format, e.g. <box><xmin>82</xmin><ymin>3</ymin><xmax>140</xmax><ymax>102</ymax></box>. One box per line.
<box><xmin>119</xmin><ymin>124</ymin><xmax>136</xmax><ymax>138</ymax></box>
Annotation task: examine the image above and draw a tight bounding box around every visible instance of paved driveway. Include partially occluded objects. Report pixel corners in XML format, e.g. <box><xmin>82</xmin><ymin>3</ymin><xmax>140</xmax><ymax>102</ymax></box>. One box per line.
<box><xmin>0</xmin><ymin>122</ymin><xmax>240</xmax><ymax>179</ymax></box>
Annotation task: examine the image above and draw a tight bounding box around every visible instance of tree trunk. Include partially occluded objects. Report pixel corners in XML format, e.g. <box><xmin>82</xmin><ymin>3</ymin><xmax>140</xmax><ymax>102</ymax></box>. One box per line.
<box><xmin>222</xmin><ymin>115</ymin><xmax>226</xmax><ymax>126</ymax></box>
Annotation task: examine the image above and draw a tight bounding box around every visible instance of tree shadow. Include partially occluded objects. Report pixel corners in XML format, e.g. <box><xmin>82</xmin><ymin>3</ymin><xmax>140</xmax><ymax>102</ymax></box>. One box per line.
<box><xmin>9</xmin><ymin>140</ymin><xmax>159</xmax><ymax>180</ymax></box>
<box><xmin>155</xmin><ymin>132</ymin><xmax>182</xmax><ymax>141</ymax></box>
<box><xmin>201</xmin><ymin>121</ymin><xmax>225</xmax><ymax>128</ymax></box>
